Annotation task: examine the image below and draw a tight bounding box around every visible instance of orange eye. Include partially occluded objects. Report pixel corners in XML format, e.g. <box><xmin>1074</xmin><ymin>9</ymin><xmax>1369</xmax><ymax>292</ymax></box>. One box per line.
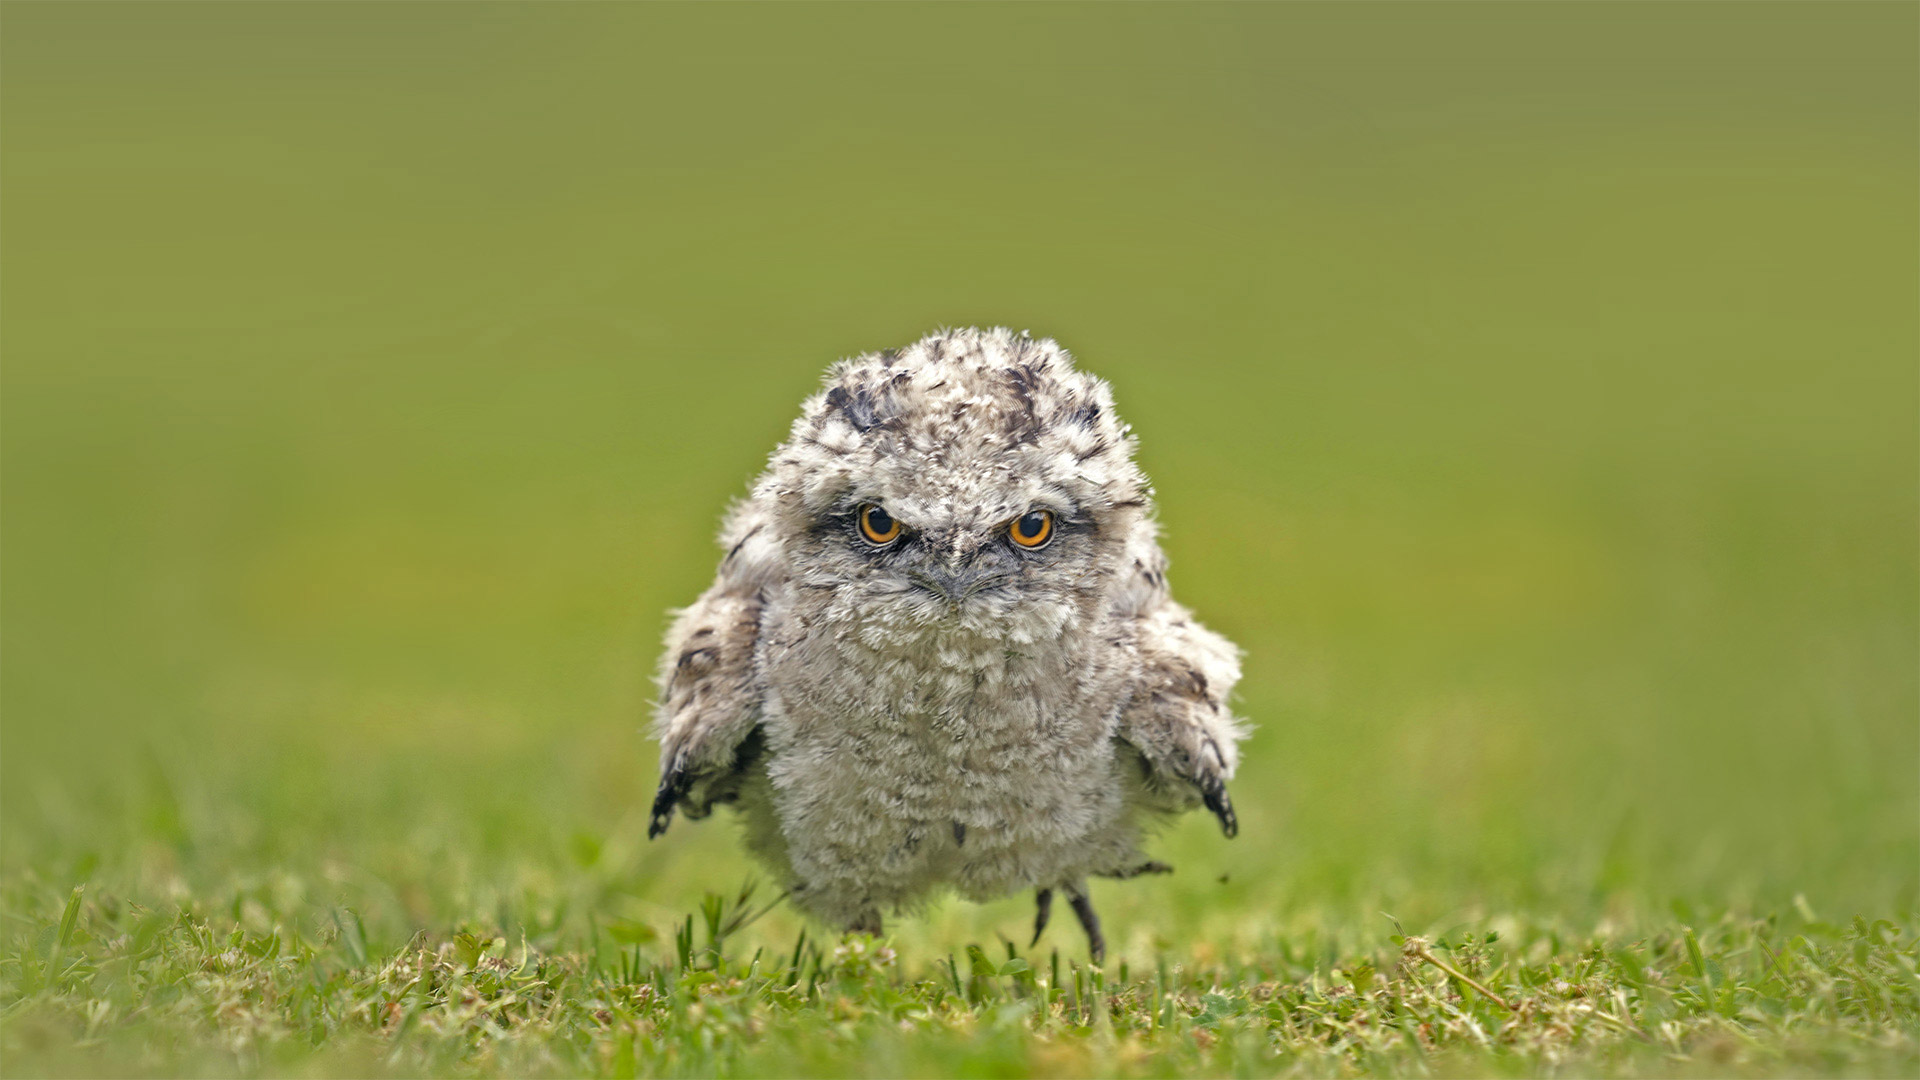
<box><xmin>858</xmin><ymin>504</ymin><xmax>903</xmax><ymax>545</ymax></box>
<box><xmin>1008</xmin><ymin>510</ymin><xmax>1054</xmax><ymax>548</ymax></box>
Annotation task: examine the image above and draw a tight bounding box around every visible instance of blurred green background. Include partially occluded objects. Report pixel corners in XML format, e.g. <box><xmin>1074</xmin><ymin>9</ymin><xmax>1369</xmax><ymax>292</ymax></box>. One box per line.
<box><xmin>3</xmin><ymin>2</ymin><xmax>1914</xmax><ymax>959</ymax></box>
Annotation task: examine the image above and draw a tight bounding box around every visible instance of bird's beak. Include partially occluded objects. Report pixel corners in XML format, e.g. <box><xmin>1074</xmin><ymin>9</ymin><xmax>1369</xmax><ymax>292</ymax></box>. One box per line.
<box><xmin>909</xmin><ymin>566</ymin><xmax>1003</xmax><ymax>609</ymax></box>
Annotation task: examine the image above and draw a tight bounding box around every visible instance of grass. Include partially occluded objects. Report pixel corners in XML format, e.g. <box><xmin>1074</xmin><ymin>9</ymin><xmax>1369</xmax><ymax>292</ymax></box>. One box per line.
<box><xmin>2</xmin><ymin>3</ymin><xmax>1916</xmax><ymax>1076</ymax></box>
<box><xmin>4</xmin><ymin>877</ymin><xmax>1916</xmax><ymax>1077</ymax></box>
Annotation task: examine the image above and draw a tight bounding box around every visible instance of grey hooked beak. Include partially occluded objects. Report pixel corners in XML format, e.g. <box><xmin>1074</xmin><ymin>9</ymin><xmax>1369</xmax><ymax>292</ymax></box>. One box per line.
<box><xmin>909</xmin><ymin>565</ymin><xmax>1005</xmax><ymax>607</ymax></box>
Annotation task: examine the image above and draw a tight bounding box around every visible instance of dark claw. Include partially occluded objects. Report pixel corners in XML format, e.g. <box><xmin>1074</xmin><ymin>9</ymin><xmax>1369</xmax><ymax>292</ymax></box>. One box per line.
<box><xmin>1099</xmin><ymin>860</ymin><xmax>1174</xmax><ymax>880</ymax></box>
<box><xmin>1032</xmin><ymin>888</ymin><xmax>1053</xmax><ymax>947</ymax></box>
<box><xmin>1203</xmin><ymin>781</ymin><xmax>1238</xmax><ymax>838</ymax></box>
<box><xmin>1067</xmin><ymin>888</ymin><xmax>1105</xmax><ymax>964</ymax></box>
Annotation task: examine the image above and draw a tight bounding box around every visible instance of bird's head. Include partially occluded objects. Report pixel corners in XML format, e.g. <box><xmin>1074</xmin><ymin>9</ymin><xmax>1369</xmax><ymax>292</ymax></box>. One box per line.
<box><xmin>756</xmin><ymin>328</ymin><xmax>1156</xmax><ymax>644</ymax></box>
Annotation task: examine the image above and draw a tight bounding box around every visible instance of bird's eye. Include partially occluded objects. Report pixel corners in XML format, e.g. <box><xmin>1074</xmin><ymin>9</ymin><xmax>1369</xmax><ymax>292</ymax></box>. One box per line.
<box><xmin>858</xmin><ymin>504</ymin><xmax>903</xmax><ymax>545</ymax></box>
<box><xmin>1008</xmin><ymin>510</ymin><xmax>1054</xmax><ymax>549</ymax></box>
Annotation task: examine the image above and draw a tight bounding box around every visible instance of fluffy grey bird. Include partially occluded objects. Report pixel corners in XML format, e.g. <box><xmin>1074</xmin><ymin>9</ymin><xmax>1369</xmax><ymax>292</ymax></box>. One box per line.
<box><xmin>649</xmin><ymin>327</ymin><xmax>1245</xmax><ymax>961</ymax></box>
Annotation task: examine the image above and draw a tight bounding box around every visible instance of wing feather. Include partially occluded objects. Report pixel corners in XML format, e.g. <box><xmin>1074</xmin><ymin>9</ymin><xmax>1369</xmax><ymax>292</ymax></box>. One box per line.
<box><xmin>649</xmin><ymin>504</ymin><xmax>780</xmax><ymax>838</ymax></box>
<box><xmin>1113</xmin><ymin>537</ymin><xmax>1247</xmax><ymax>837</ymax></box>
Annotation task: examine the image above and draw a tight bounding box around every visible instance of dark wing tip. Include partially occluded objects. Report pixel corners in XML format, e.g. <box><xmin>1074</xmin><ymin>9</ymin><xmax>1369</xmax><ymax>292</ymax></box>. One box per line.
<box><xmin>648</xmin><ymin>767</ymin><xmax>691</xmax><ymax>840</ymax></box>
<box><xmin>1203</xmin><ymin>782</ymin><xmax>1239</xmax><ymax>839</ymax></box>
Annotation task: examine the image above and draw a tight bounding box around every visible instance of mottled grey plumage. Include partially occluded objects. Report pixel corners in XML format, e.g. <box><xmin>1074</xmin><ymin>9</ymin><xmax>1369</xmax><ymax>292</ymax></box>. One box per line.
<box><xmin>650</xmin><ymin>328</ymin><xmax>1246</xmax><ymax>961</ymax></box>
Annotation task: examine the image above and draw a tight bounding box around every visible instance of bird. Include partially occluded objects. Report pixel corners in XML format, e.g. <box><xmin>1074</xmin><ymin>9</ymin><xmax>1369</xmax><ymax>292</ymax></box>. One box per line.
<box><xmin>648</xmin><ymin>327</ymin><xmax>1246</xmax><ymax>962</ymax></box>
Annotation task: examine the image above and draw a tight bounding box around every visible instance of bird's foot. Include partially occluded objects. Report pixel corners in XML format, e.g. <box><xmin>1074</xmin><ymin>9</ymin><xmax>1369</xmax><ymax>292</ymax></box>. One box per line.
<box><xmin>1065</xmin><ymin>882</ymin><xmax>1105</xmax><ymax>964</ymax></box>
<box><xmin>1098</xmin><ymin>860</ymin><xmax>1174</xmax><ymax>880</ymax></box>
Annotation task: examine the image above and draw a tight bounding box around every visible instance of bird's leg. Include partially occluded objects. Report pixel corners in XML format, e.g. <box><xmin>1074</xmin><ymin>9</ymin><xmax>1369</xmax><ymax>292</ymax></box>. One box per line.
<box><xmin>846</xmin><ymin>910</ymin><xmax>883</xmax><ymax>937</ymax></box>
<box><xmin>1031</xmin><ymin>888</ymin><xmax>1054</xmax><ymax>947</ymax></box>
<box><xmin>1065</xmin><ymin>883</ymin><xmax>1105</xmax><ymax>964</ymax></box>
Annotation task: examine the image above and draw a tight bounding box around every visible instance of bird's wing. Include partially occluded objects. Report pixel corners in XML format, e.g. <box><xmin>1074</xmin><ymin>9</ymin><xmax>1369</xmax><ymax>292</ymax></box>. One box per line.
<box><xmin>649</xmin><ymin>503</ymin><xmax>782</xmax><ymax>838</ymax></box>
<box><xmin>1113</xmin><ymin>534</ymin><xmax>1247</xmax><ymax>837</ymax></box>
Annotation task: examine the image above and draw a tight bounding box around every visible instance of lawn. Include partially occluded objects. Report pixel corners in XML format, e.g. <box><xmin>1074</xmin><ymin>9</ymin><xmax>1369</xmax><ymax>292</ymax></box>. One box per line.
<box><xmin>2</xmin><ymin>4</ymin><xmax>1916</xmax><ymax>1076</ymax></box>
